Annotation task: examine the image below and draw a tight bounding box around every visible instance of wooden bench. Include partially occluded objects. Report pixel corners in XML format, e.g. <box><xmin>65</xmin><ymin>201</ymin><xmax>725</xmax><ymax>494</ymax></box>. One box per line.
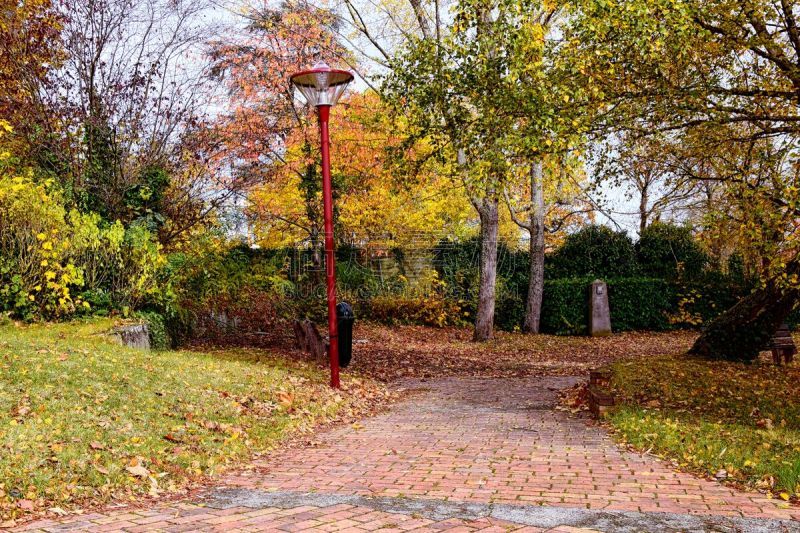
<box><xmin>770</xmin><ymin>323</ymin><xmax>796</xmax><ymax>365</ymax></box>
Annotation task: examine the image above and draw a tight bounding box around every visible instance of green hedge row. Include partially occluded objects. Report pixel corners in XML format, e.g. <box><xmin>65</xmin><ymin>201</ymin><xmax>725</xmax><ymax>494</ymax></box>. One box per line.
<box><xmin>540</xmin><ymin>278</ymin><xmax>673</xmax><ymax>334</ymax></box>
<box><xmin>537</xmin><ymin>277</ymin><xmax>750</xmax><ymax>335</ymax></box>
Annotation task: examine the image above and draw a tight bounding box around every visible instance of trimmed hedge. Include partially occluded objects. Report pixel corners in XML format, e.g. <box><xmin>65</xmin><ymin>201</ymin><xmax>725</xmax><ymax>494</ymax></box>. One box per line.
<box><xmin>547</xmin><ymin>225</ymin><xmax>638</xmax><ymax>279</ymax></box>
<box><xmin>540</xmin><ymin>278</ymin><xmax>674</xmax><ymax>335</ymax></box>
<box><xmin>536</xmin><ymin>276</ymin><xmax>754</xmax><ymax>335</ymax></box>
<box><xmin>636</xmin><ymin>222</ymin><xmax>709</xmax><ymax>280</ymax></box>
<box><xmin>540</xmin><ymin>279</ymin><xmax>589</xmax><ymax>334</ymax></box>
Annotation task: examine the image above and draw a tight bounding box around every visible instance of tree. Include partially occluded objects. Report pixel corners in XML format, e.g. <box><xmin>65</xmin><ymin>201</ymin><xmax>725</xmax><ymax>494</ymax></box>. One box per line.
<box><xmin>210</xmin><ymin>0</ymin><xmax>351</xmax><ymax>265</ymax></box>
<box><xmin>384</xmin><ymin>0</ymin><xmax>600</xmax><ymax>339</ymax></box>
<box><xmin>0</xmin><ymin>0</ymin><xmax>63</xmax><ymax>167</ymax></box>
<box><xmin>505</xmin><ymin>154</ymin><xmax>592</xmax><ymax>332</ymax></box>
<box><xmin>569</xmin><ymin>0</ymin><xmax>800</xmax><ymax>358</ymax></box>
<box><xmin>598</xmin><ymin>134</ymin><xmax>700</xmax><ymax>234</ymax></box>
<box><xmin>384</xmin><ymin>3</ymin><xmax>517</xmax><ymax>340</ymax></box>
<box><xmin>494</xmin><ymin>2</ymin><xmax>594</xmax><ymax>335</ymax></box>
<box><xmin>248</xmin><ymin>91</ymin><xmax>473</xmax><ymax>251</ymax></box>
<box><xmin>41</xmin><ymin>0</ymin><xmax>224</xmax><ymax>244</ymax></box>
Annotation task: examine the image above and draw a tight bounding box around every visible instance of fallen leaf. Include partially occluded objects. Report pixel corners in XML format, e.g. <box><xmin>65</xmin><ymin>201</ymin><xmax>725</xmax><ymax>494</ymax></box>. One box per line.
<box><xmin>125</xmin><ymin>465</ymin><xmax>150</xmax><ymax>478</ymax></box>
<box><xmin>16</xmin><ymin>499</ymin><xmax>34</xmax><ymax>511</ymax></box>
<box><xmin>277</xmin><ymin>390</ymin><xmax>294</xmax><ymax>408</ymax></box>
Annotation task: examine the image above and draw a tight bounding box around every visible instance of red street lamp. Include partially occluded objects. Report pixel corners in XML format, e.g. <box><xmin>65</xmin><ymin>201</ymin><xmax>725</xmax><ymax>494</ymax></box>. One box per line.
<box><xmin>290</xmin><ymin>61</ymin><xmax>354</xmax><ymax>389</ymax></box>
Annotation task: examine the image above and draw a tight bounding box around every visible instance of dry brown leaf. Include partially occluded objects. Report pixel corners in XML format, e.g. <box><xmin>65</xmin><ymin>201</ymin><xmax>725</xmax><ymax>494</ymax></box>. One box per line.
<box><xmin>125</xmin><ymin>465</ymin><xmax>150</xmax><ymax>478</ymax></box>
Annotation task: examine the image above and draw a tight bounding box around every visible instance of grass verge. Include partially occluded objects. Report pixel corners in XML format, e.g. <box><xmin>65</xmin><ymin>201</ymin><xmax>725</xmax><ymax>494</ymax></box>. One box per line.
<box><xmin>0</xmin><ymin>318</ymin><xmax>390</xmax><ymax>524</ymax></box>
<box><xmin>607</xmin><ymin>354</ymin><xmax>800</xmax><ymax>502</ymax></box>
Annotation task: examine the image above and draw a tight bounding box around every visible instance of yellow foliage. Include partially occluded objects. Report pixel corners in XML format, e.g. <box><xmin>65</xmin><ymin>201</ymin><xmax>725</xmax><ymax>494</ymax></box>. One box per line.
<box><xmin>0</xmin><ymin>127</ymin><xmax>166</xmax><ymax>318</ymax></box>
<box><xmin>248</xmin><ymin>92</ymin><xmax>474</xmax><ymax>250</ymax></box>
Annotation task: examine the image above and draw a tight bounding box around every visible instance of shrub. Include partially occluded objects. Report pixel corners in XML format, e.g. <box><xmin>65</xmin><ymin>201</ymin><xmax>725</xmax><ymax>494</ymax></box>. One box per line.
<box><xmin>0</xmin><ymin>173</ymin><xmax>86</xmax><ymax>319</ymax></box>
<box><xmin>0</xmin><ymin>126</ymin><xmax>170</xmax><ymax>321</ymax></box>
<box><xmin>170</xmin><ymin>242</ymin><xmax>296</xmax><ymax>342</ymax></box>
<box><xmin>432</xmin><ymin>237</ymin><xmax>528</xmax><ymax>318</ymax></box>
<box><xmin>138</xmin><ymin>311</ymin><xmax>170</xmax><ymax>350</ymax></box>
<box><xmin>336</xmin><ymin>256</ymin><xmax>382</xmax><ymax>298</ymax></box>
<box><xmin>69</xmin><ymin>212</ymin><xmax>167</xmax><ymax>312</ymax></box>
<box><xmin>363</xmin><ymin>294</ymin><xmax>466</xmax><ymax>327</ymax></box>
<box><xmin>547</xmin><ymin>225</ymin><xmax>638</xmax><ymax>279</ymax></box>
<box><xmin>433</xmin><ymin>237</ymin><xmax>481</xmax><ymax>303</ymax></box>
<box><xmin>174</xmin><ymin>243</ymin><xmax>293</xmax><ymax>302</ymax></box>
<box><xmin>540</xmin><ymin>279</ymin><xmax>589</xmax><ymax>334</ymax></box>
<box><xmin>636</xmin><ymin>222</ymin><xmax>709</xmax><ymax>280</ymax></box>
<box><xmin>608</xmin><ymin>278</ymin><xmax>674</xmax><ymax>331</ymax></box>
<box><xmin>494</xmin><ymin>281</ymin><xmax>525</xmax><ymax>331</ymax></box>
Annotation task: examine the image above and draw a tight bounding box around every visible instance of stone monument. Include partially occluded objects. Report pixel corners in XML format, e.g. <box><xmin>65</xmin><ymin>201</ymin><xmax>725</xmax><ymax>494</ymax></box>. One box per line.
<box><xmin>589</xmin><ymin>279</ymin><xmax>611</xmax><ymax>337</ymax></box>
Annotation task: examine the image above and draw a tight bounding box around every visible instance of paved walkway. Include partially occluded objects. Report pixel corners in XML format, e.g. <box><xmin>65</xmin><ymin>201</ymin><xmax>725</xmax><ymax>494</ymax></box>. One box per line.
<box><xmin>16</xmin><ymin>377</ymin><xmax>800</xmax><ymax>532</ymax></box>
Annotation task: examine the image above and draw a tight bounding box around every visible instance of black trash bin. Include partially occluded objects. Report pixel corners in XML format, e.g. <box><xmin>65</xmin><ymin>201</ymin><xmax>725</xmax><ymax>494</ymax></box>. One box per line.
<box><xmin>336</xmin><ymin>302</ymin><xmax>355</xmax><ymax>368</ymax></box>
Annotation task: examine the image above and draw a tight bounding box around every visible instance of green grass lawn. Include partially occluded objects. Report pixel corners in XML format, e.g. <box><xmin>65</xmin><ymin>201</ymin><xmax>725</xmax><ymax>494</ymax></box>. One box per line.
<box><xmin>607</xmin><ymin>354</ymin><xmax>800</xmax><ymax>501</ymax></box>
<box><xmin>0</xmin><ymin>319</ymin><xmax>386</xmax><ymax>522</ymax></box>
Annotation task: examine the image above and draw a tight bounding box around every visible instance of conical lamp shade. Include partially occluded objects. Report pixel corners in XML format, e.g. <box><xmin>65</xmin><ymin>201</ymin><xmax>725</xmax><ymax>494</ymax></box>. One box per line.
<box><xmin>290</xmin><ymin>61</ymin><xmax>354</xmax><ymax>107</ymax></box>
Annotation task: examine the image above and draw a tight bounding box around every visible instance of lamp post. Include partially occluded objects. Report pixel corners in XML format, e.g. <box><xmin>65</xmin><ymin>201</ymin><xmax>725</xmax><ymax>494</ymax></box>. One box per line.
<box><xmin>290</xmin><ymin>61</ymin><xmax>354</xmax><ymax>389</ymax></box>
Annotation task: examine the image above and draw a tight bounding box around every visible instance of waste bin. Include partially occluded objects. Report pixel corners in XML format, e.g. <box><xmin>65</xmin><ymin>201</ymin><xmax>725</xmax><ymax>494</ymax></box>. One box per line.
<box><xmin>336</xmin><ymin>302</ymin><xmax>355</xmax><ymax>368</ymax></box>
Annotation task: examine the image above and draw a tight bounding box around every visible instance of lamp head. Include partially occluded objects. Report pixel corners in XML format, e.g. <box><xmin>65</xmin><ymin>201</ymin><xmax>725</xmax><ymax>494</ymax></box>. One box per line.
<box><xmin>290</xmin><ymin>61</ymin><xmax>354</xmax><ymax>107</ymax></box>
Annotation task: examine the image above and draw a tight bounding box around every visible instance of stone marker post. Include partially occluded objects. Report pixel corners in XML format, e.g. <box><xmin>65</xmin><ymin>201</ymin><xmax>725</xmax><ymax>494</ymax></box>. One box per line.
<box><xmin>589</xmin><ymin>279</ymin><xmax>612</xmax><ymax>337</ymax></box>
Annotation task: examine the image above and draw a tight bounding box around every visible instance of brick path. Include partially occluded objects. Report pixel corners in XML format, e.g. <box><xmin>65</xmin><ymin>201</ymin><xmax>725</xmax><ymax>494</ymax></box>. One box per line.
<box><xmin>16</xmin><ymin>377</ymin><xmax>800</xmax><ymax>532</ymax></box>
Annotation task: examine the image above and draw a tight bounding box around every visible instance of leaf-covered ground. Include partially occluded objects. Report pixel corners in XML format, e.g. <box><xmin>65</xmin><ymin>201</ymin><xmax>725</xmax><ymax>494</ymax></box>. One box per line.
<box><xmin>0</xmin><ymin>319</ymin><xmax>392</xmax><ymax>524</ymax></box>
<box><xmin>343</xmin><ymin>323</ymin><xmax>697</xmax><ymax>380</ymax></box>
<box><xmin>606</xmin><ymin>353</ymin><xmax>800</xmax><ymax>502</ymax></box>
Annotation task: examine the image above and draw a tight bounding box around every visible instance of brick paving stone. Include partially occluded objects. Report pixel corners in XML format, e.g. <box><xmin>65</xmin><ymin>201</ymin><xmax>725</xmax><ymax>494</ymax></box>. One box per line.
<box><xmin>12</xmin><ymin>376</ymin><xmax>799</xmax><ymax>532</ymax></box>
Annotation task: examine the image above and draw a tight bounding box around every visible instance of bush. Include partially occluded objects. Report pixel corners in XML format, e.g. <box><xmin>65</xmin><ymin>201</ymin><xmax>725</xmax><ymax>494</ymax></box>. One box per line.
<box><xmin>494</xmin><ymin>279</ymin><xmax>525</xmax><ymax>331</ymax></box>
<box><xmin>547</xmin><ymin>225</ymin><xmax>638</xmax><ymax>279</ymax></box>
<box><xmin>0</xmin><ymin>173</ymin><xmax>86</xmax><ymax>319</ymax></box>
<box><xmin>170</xmin><ymin>242</ymin><xmax>296</xmax><ymax>342</ymax></box>
<box><xmin>636</xmin><ymin>222</ymin><xmax>709</xmax><ymax>280</ymax></box>
<box><xmin>138</xmin><ymin>311</ymin><xmax>170</xmax><ymax>350</ymax></box>
<box><xmin>363</xmin><ymin>293</ymin><xmax>466</xmax><ymax>327</ymax></box>
<box><xmin>608</xmin><ymin>278</ymin><xmax>674</xmax><ymax>331</ymax></box>
<box><xmin>70</xmin><ymin>213</ymin><xmax>167</xmax><ymax>312</ymax></box>
<box><xmin>173</xmin><ymin>243</ymin><xmax>293</xmax><ymax>302</ymax></box>
<box><xmin>0</xmin><ymin>129</ymin><xmax>170</xmax><ymax>321</ymax></box>
<box><xmin>433</xmin><ymin>238</ymin><xmax>481</xmax><ymax>303</ymax></box>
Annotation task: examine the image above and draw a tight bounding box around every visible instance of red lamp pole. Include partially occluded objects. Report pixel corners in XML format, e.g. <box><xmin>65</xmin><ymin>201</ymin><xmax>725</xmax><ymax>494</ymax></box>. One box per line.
<box><xmin>318</xmin><ymin>104</ymin><xmax>340</xmax><ymax>389</ymax></box>
<box><xmin>290</xmin><ymin>62</ymin><xmax>353</xmax><ymax>389</ymax></box>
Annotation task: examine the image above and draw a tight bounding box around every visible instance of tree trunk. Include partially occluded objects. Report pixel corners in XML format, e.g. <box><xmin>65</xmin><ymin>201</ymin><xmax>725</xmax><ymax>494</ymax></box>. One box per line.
<box><xmin>689</xmin><ymin>282</ymin><xmax>800</xmax><ymax>361</ymax></box>
<box><xmin>523</xmin><ymin>161</ymin><xmax>545</xmax><ymax>333</ymax></box>
<box><xmin>474</xmin><ymin>196</ymin><xmax>499</xmax><ymax>341</ymax></box>
<box><xmin>639</xmin><ymin>184</ymin><xmax>649</xmax><ymax>234</ymax></box>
